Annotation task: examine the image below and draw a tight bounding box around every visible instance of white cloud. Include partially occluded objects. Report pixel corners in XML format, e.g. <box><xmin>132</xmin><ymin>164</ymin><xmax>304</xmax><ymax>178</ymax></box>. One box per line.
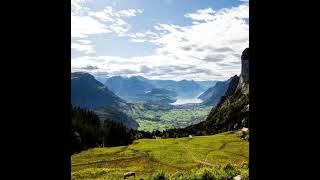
<box><xmin>72</xmin><ymin>2</ymin><xmax>249</xmax><ymax>81</ymax></box>
<box><xmin>77</xmin><ymin>39</ymin><xmax>92</xmax><ymax>44</ymax></box>
<box><xmin>115</xmin><ymin>9</ymin><xmax>144</xmax><ymax>17</ymax></box>
<box><xmin>72</xmin><ymin>15</ymin><xmax>111</xmax><ymax>38</ymax></box>
<box><xmin>71</xmin><ymin>1</ymin><xmax>143</xmax><ymax>53</ymax></box>
<box><xmin>71</xmin><ymin>53</ymin><xmax>231</xmax><ymax>81</ymax></box>
<box><xmin>88</xmin><ymin>6</ymin><xmax>115</xmax><ymax>22</ymax></box>
<box><xmin>124</xmin><ymin>3</ymin><xmax>248</xmax><ymax>80</ymax></box>
<box><xmin>72</xmin><ymin>42</ymin><xmax>96</xmax><ymax>54</ymax></box>
<box><xmin>72</xmin><ymin>5</ymin><xmax>142</xmax><ymax>38</ymax></box>
<box><xmin>86</xmin><ymin>7</ymin><xmax>143</xmax><ymax>36</ymax></box>
<box><xmin>184</xmin><ymin>8</ymin><xmax>216</xmax><ymax>22</ymax></box>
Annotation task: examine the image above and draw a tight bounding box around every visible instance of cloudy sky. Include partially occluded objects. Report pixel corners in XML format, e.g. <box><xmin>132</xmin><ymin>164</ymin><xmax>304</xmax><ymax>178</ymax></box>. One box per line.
<box><xmin>71</xmin><ymin>0</ymin><xmax>249</xmax><ymax>81</ymax></box>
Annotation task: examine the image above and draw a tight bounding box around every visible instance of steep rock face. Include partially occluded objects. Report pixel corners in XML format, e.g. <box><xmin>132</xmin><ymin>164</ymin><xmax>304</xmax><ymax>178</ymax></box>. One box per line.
<box><xmin>241</xmin><ymin>48</ymin><xmax>249</xmax><ymax>83</ymax></box>
<box><xmin>224</xmin><ymin>75</ymin><xmax>240</xmax><ymax>97</ymax></box>
<box><xmin>237</xmin><ymin>48</ymin><xmax>249</xmax><ymax>93</ymax></box>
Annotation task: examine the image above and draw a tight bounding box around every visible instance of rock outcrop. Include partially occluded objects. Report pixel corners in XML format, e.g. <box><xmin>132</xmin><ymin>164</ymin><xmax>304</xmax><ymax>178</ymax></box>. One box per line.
<box><xmin>237</xmin><ymin>48</ymin><xmax>249</xmax><ymax>93</ymax></box>
<box><xmin>225</xmin><ymin>75</ymin><xmax>240</xmax><ymax>97</ymax></box>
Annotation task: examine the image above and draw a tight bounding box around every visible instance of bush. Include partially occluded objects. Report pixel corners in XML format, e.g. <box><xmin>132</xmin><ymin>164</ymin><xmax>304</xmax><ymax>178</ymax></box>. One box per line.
<box><xmin>201</xmin><ymin>169</ymin><xmax>215</xmax><ymax>180</ymax></box>
<box><xmin>151</xmin><ymin>170</ymin><xmax>168</xmax><ymax>180</ymax></box>
<box><xmin>169</xmin><ymin>164</ymin><xmax>245</xmax><ymax>180</ymax></box>
<box><xmin>213</xmin><ymin>164</ymin><xmax>240</xmax><ymax>179</ymax></box>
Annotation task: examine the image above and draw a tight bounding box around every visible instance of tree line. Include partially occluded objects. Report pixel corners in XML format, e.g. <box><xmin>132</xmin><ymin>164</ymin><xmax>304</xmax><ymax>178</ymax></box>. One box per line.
<box><xmin>71</xmin><ymin>106</ymin><xmax>152</xmax><ymax>154</ymax></box>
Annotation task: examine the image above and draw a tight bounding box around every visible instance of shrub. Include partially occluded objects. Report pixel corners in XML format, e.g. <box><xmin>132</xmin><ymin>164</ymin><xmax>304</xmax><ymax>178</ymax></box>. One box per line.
<box><xmin>151</xmin><ymin>170</ymin><xmax>168</xmax><ymax>180</ymax></box>
<box><xmin>149</xmin><ymin>164</ymin><xmax>247</xmax><ymax>180</ymax></box>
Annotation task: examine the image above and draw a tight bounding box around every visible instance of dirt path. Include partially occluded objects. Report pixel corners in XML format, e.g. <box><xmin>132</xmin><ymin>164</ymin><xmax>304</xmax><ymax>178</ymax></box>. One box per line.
<box><xmin>178</xmin><ymin>142</ymin><xmax>213</xmax><ymax>167</ymax></box>
<box><xmin>72</xmin><ymin>155</ymin><xmax>148</xmax><ymax>166</ymax></box>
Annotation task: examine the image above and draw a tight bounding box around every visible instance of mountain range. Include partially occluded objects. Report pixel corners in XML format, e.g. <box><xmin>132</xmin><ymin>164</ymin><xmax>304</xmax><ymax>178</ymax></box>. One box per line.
<box><xmin>105</xmin><ymin>76</ymin><xmax>217</xmax><ymax>102</ymax></box>
<box><xmin>71</xmin><ymin>72</ymin><xmax>138</xmax><ymax>129</ymax></box>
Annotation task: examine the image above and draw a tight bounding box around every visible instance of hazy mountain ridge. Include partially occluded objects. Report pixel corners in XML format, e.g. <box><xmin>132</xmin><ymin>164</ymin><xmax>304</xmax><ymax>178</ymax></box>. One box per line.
<box><xmin>105</xmin><ymin>76</ymin><xmax>217</xmax><ymax>103</ymax></box>
<box><xmin>71</xmin><ymin>72</ymin><xmax>139</xmax><ymax>129</ymax></box>
<box><xmin>198</xmin><ymin>79</ymin><xmax>231</xmax><ymax>106</ymax></box>
<box><xmin>195</xmin><ymin>80</ymin><xmax>218</xmax><ymax>90</ymax></box>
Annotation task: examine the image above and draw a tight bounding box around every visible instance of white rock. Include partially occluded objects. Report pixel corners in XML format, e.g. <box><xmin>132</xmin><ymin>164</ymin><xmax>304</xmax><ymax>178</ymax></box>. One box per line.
<box><xmin>233</xmin><ymin>175</ymin><xmax>241</xmax><ymax>180</ymax></box>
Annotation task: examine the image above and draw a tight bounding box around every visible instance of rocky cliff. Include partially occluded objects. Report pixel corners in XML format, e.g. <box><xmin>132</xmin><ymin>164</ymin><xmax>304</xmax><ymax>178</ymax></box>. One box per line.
<box><xmin>237</xmin><ymin>48</ymin><xmax>249</xmax><ymax>93</ymax></box>
<box><xmin>205</xmin><ymin>48</ymin><xmax>249</xmax><ymax>130</ymax></box>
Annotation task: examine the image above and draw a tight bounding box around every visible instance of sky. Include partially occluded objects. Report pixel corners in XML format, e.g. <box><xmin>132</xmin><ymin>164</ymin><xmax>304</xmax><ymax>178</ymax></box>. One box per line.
<box><xmin>71</xmin><ymin>0</ymin><xmax>249</xmax><ymax>81</ymax></box>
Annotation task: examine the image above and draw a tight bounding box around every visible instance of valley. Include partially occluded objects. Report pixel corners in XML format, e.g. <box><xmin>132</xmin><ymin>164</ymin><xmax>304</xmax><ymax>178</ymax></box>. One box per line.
<box><xmin>128</xmin><ymin>103</ymin><xmax>212</xmax><ymax>132</ymax></box>
<box><xmin>72</xmin><ymin>72</ymin><xmax>226</xmax><ymax>132</ymax></box>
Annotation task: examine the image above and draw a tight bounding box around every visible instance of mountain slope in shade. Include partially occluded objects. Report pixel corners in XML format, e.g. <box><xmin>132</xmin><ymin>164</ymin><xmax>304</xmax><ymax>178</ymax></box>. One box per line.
<box><xmin>198</xmin><ymin>79</ymin><xmax>231</xmax><ymax>106</ymax></box>
<box><xmin>71</xmin><ymin>72</ymin><xmax>138</xmax><ymax>129</ymax></box>
<box><xmin>148</xmin><ymin>79</ymin><xmax>205</xmax><ymax>98</ymax></box>
<box><xmin>105</xmin><ymin>76</ymin><xmax>155</xmax><ymax>101</ymax></box>
<box><xmin>71</xmin><ymin>72</ymin><xmax>126</xmax><ymax>109</ymax></box>
<box><xmin>105</xmin><ymin>76</ymin><xmax>210</xmax><ymax>101</ymax></box>
<box><xmin>195</xmin><ymin>81</ymin><xmax>218</xmax><ymax>91</ymax></box>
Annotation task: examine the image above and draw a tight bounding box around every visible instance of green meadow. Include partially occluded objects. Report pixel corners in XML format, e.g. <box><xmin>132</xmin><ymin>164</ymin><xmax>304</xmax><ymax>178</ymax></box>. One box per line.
<box><xmin>71</xmin><ymin>131</ymin><xmax>249</xmax><ymax>179</ymax></box>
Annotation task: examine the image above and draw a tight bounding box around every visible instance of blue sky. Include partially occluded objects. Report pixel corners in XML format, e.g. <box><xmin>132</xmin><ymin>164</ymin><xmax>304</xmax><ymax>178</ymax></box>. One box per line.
<box><xmin>71</xmin><ymin>0</ymin><xmax>249</xmax><ymax>81</ymax></box>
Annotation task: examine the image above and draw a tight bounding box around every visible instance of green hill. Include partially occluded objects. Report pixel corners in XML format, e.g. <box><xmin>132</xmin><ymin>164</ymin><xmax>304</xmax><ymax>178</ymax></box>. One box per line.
<box><xmin>71</xmin><ymin>131</ymin><xmax>248</xmax><ymax>179</ymax></box>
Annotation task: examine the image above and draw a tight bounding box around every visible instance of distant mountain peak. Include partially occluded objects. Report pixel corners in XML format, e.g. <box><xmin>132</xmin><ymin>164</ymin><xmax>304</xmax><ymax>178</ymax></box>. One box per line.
<box><xmin>71</xmin><ymin>72</ymin><xmax>95</xmax><ymax>79</ymax></box>
<box><xmin>71</xmin><ymin>72</ymin><xmax>126</xmax><ymax>109</ymax></box>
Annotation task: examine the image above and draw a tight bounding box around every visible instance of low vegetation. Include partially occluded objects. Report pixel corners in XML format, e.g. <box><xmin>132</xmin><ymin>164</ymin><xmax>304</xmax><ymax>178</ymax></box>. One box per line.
<box><xmin>71</xmin><ymin>131</ymin><xmax>248</xmax><ymax>179</ymax></box>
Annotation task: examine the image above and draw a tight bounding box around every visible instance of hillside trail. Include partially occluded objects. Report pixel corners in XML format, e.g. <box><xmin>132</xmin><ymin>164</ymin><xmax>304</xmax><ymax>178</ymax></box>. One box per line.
<box><xmin>177</xmin><ymin>141</ymin><xmax>213</xmax><ymax>167</ymax></box>
<box><xmin>72</xmin><ymin>146</ymin><xmax>148</xmax><ymax>167</ymax></box>
<box><xmin>72</xmin><ymin>154</ymin><xmax>149</xmax><ymax>166</ymax></box>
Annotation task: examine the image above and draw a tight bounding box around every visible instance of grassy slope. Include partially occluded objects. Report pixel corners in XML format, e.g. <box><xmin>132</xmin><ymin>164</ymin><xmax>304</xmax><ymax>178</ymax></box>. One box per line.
<box><xmin>71</xmin><ymin>131</ymin><xmax>248</xmax><ymax>179</ymax></box>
